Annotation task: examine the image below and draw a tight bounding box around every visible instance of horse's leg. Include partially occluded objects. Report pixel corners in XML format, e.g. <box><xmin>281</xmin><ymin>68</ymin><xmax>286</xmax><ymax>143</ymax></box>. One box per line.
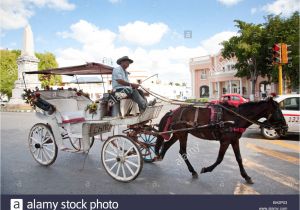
<box><xmin>231</xmin><ymin>140</ymin><xmax>253</xmax><ymax>184</ymax></box>
<box><xmin>201</xmin><ymin>141</ymin><xmax>230</xmax><ymax>173</ymax></box>
<box><xmin>159</xmin><ymin>135</ymin><xmax>178</xmax><ymax>159</ymax></box>
<box><xmin>178</xmin><ymin>134</ymin><xmax>198</xmax><ymax>178</ymax></box>
<box><xmin>154</xmin><ymin>135</ymin><xmax>164</xmax><ymax>156</ymax></box>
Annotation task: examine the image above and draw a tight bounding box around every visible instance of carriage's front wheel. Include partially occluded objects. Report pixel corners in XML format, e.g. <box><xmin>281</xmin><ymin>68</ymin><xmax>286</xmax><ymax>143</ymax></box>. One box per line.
<box><xmin>101</xmin><ymin>135</ymin><xmax>143</xmax><ymax>182</ymax></box>
<box><xmin>138</xmin><ymin>133</ymin><xmax>157</xmax><ymax>163</ymax></box>
<box><xmin>28</xmin><ymin>123</ymin><xmax>58</xmax><ymax>166</ymax></box>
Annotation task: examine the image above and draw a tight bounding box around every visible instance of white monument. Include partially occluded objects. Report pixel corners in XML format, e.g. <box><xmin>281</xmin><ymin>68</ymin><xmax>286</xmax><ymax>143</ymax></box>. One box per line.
<box><xmin>9</xmin><ymin>24</ymin><xmax>41</xmax><ymax>104</ymax></box>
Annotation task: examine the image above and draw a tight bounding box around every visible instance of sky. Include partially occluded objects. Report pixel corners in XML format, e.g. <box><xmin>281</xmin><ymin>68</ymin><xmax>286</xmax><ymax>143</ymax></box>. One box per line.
<box><xmin>1</xmin><ymin>0</ymin><xmax>299</xmax><ymax>83</ymax></box>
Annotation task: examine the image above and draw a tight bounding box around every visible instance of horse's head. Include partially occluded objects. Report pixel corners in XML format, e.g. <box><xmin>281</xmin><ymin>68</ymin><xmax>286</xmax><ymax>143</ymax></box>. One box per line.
<box><xmin>264</xmin><ymin>97</ymin><xmax>288</xmax><ymax>136</ymax></box>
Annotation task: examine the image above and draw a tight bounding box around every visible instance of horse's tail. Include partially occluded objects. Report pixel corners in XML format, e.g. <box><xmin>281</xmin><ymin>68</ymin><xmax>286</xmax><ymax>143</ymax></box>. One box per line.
<box><xmin>154</xmin><ymin>111</ymin><xmax>170</xmax><ymax>155</ymax></box>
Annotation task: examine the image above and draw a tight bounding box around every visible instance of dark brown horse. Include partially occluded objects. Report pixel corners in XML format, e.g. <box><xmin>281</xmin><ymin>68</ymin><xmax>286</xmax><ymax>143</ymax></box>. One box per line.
<box><xmin>154</xmin><ymin>97</ymin><xmax>287</xmax><ymax>184</ymax></box>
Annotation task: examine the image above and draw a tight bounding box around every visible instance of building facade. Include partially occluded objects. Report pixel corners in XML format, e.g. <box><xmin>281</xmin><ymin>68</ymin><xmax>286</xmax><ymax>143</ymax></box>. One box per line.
<box><xmin>190</xmin><ymin>53</ymin><xmax>279</xmax><ymax>100</ymax></box>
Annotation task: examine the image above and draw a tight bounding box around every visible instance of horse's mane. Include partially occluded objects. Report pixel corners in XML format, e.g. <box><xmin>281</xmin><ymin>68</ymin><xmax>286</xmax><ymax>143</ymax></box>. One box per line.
<box><xmin>238</xmin><ymin>100</ymin><xmax>267</xmax><ymax>109</ymax></box>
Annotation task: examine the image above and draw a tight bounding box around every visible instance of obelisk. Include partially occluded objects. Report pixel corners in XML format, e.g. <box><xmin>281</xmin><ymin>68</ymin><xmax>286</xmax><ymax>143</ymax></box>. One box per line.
<box><xmin>9</xmin><ymin>24</ymin><xmax>41</xmax><ymax>104</ymax></box>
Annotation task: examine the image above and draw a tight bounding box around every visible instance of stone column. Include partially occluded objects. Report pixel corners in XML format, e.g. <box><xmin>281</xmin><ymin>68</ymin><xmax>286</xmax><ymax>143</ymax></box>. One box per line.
<box><xmin>9</xmin><ymin>25</ymin><xmax>41</xmax><ymax>104</ymax></box>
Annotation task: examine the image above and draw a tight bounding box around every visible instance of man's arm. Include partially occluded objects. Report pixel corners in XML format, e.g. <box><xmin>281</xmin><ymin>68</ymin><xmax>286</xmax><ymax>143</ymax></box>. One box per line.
<box><xmin>116</xmin><ymin>79</ymin><xmax>139</xmax><ymax>88</ymax></box>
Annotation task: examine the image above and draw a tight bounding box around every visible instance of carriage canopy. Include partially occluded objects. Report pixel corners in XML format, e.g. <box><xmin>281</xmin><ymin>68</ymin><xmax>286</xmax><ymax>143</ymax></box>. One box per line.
<box><xmin>24</xmin><ymin>62</ymin><xmax>113</xmax><ymax>76</ymax></box>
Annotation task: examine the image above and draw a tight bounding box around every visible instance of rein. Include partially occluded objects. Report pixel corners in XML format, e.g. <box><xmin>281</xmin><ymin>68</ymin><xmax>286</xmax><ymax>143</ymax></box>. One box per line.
<box><xmin>141</xmin><ymin>86</ymin><xmax>281</xmax><ymax>130</ymax></box>
<box><xmin>215</xmin><ymin>103</ymin><xmax>272</xmax><ymax>129</ymax></box>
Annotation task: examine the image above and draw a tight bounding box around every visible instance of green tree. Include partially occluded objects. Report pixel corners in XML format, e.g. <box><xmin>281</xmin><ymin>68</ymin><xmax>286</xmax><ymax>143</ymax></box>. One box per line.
<box><xmin>0</xmin><ymin>50</ymin><xmax>20</xmax><ymax>97</ymax></box>
<box><xmin>0</xmin><ymin>50</ymin><xmax>61</xmax><ymax>98</ymax></box>
<box><xmin>264</xmin><ymin>12</ymin><xmax>299</xmax><ymax>91</ymax></box>
<box><xmin>36</xmin><ymin>52</ymin><xmax>62</xmax><ymax>88</ymax></box>
<box><xmin>222</xmin><ymin>20</ymin><xmax>267</xmax><ymax>100</ymax></box>
<box><xmin>222</xmin><ymin>12</ymin><xmax>299</xmax><ymax>97</ymax></box>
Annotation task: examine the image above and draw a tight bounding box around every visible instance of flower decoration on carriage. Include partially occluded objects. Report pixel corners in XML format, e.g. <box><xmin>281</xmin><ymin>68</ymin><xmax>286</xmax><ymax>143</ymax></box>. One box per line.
<box><xmin>22</xmin><ymin>88</ymin><xmax>40</xmax><ymax>108</ymax></box>
<box><xmin>85</xmin><ymin>102</ymin><xmax>98</xmax><ymax>115</ymax></box>
<box><xmin>76</xmin><ymin>89</ymin><xmax>90</xmax><ymax>99</ymax></box>
<box><xmin>22</xmin><ymin>89</ymin><xmax>56</xmax><ymax>114</ymax></box>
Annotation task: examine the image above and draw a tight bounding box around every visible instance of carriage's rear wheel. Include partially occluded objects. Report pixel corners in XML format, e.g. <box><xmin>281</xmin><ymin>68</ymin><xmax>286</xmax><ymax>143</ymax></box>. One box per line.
<box><xmin>138</xmin><ymin>133</ymin><xmax>157</xmax><ymax>163</ymax></box>
<box><xmin>28</xmin><ymin>123</ymin><xmax>58</xmax><ymax>166</ymax></box>
<box><xmin>101</xmin><ymin>135</ymin><xmax>143</xmax><ymax>182</ymax></box>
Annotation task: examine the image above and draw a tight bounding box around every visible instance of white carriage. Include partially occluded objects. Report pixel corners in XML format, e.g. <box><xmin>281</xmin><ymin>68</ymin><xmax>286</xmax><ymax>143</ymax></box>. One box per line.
<box><xmin>24</xmin><ymin>63</ymin><xmax>162</xmax><ymax>182</ymax></box>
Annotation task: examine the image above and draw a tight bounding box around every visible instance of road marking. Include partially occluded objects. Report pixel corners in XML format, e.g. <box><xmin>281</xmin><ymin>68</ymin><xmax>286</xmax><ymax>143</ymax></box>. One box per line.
<box><xmin>244</xmin><ymin>159</ymin><xmax>299</xmax><ymax>191</ymax></box>
<box><xmin>246</xmin><ymin>143</ymin><xmax>299</xmax><ymax>165</ymax></box>
<box><xmin>266</xmin><ymin>140</ymin><xmax>300</xmax><ymax>152</ymax></box>
<box><xmin>234</xmin><ymin>182</ymin><xmax>260</xmax><ymax>195</ymax></box>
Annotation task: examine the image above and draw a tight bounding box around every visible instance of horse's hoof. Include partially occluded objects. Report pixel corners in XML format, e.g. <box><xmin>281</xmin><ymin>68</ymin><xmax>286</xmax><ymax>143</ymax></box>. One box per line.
<box><xmin>246</xmin><ymin>178</ymin><xmax>254</xmax><ymax>184</ymax></box>
<box><xmin>153</xmin><ymin>156</ymin><xmax>162</xmax><ymax>162</ymax></box>
<box><xmin>192</xmin><ymin>172</ymin><xmax>199</xmax><ymax>179</ymax></box>
<box><xmin>200</xmin><ymin>167</ymin><xmax>206</xmax><ymax>174</ymax></box>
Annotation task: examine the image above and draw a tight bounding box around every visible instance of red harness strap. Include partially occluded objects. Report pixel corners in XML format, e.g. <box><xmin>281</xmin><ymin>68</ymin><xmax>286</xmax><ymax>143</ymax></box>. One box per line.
<box><xmin>161</xmin><ymin>108</ymin><xmax>181</xmax><ymax>141</ymax></box>
<box><xmin>233</xmin><ymin>128</ymin><xmax>246</xmax><ymax>133</ymax></box>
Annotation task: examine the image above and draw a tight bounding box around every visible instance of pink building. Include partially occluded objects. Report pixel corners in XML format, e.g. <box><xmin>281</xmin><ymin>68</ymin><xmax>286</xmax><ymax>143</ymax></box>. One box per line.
<box><xmin>190</xmin><ymin>53</ymin><xmax>278</xmax><ymax>100</ymax></box>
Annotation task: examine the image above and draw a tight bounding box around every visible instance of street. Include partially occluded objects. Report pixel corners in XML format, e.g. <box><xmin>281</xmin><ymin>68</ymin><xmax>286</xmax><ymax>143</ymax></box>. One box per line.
<box><xmin>1</xmin><ymin>111</ymin><xmax>299</xmax><ymax>195</ymax></box>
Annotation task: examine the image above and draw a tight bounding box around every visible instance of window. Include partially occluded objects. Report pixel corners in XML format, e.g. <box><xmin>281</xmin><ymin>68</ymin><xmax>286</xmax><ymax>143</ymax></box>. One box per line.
<box><xmin>280</xmin><ymin>97</ymin><xmax>300</xmax><ymax>111</ymax></box>
<box><xmin>232</xmin><ymin>96</ymin><xmax>240</xmax><ymax>101</ymax></box>
<box><xmin>200</xmin><ymin>86</ymin><xmax>209</xmax><ymax>98</ymax></box>
<box><xmin>200</xmin><ymin>70</ymin><xmax>207</xmax><ymax>79</ymax></box>
<box><xmin>232</xmin><ymin>83</ymin><xmax>238</xmax><ymax>93</ymax></box>
<box><xmin>222</xmin><ymin>96</ymin><xmax>230</xmax><ymax>101</ymax></box>
<box><xmin>137</xmin><ymin>79</ymin><xmax>141</xmax><ymax>84</ymax></box>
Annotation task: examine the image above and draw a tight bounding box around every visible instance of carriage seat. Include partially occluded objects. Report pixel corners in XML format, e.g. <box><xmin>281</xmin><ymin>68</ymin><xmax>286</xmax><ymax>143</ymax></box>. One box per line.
<box><xmin>111</xmin><ymin>92</ymin><xmax>139</xmax><ymax>117</ymax></box>
<box><xmin>46</xmin><ymin>98</ymin><xmax>86</xmax><ymax>124</ymax></box>
<box><xmin>60</xmin><ymin>111</ymin><xmax>85</xmax><ymax>124</ymax></box>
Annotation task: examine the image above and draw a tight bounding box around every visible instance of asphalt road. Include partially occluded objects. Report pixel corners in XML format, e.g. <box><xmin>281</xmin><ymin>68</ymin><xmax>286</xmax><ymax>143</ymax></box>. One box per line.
<box><xmin>1</xmin><ymin>111</ymin><xmax>299</xmax><ymax>195</ymax></box>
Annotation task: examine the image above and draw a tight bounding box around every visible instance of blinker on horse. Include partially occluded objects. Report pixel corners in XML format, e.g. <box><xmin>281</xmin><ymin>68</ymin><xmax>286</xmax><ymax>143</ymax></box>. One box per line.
<box><xmin>154</xmin><ymin>97</ymin><xmax>287</xmax><ymax>184</ymax></box>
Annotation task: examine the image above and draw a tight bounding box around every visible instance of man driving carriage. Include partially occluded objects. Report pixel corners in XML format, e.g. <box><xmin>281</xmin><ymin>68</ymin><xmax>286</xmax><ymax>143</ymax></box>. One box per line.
<box><xmin>112</xmin><ymin>56</ymin><xmax>155</xmax><ymax>112</ymax></box>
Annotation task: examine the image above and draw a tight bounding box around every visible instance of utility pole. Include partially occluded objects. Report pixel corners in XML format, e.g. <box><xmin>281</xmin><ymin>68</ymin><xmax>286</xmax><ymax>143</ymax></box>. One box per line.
<box><xmin>278</xmin><ymin>64</ymin><xmax>283</xmax><ymax>95</ymax></box>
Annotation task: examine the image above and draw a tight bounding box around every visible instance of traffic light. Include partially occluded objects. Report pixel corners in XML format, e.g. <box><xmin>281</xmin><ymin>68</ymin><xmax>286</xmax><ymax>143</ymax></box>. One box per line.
<box><xmin>272</xmin><ymin>43</ymin><xmax>281</xmax><ymax>64</ymax></box>
<box><xmin>281</xmin><ymin>43</ymin><xmax>292</xmax><ymax>64</ymax></box>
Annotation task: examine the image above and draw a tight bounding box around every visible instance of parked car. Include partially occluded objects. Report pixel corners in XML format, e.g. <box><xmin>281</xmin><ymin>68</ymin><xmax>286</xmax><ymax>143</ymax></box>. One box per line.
<box><xmin>260</xmin><ymin>94</ymin><xmax>300</xmax><ymax>139</ymax></box>
<box><xmin>210</xmin><ymin>93</ymin><xmax>249</xmax><ymax>107</ymax></box>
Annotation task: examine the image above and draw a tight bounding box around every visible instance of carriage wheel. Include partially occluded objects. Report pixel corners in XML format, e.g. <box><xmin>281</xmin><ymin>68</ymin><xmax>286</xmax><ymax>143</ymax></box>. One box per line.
<box><xmin>101</xmin><ymin>135</ymin><xmax>143</xmax><ymax>182</ymax></box>
<box><xmin>138</xmin><ymin>133</ymin><xmax>157</xmax><ymax>163</ymax></box>
<box><xmin>70</xmin><ymin>137</ymin><xmax>95</xmax><ymax>151</ymax></box>
<box><xmin>28</xmin><ymin>123</ymin><xmax>58</xmax><ymax>166</ymax></box>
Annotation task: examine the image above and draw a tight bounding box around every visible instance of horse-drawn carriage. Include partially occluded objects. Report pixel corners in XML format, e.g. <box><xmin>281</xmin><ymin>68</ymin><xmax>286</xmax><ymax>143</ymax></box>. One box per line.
<box><xmin>24</xmin><ymin>63</ymin><xmax>162</xmax><ymax>182</ymax></box>
<box><xmin>23</xmin><ymin>62</ymin><xmax>288</xmax><ymax>184</ymax></box>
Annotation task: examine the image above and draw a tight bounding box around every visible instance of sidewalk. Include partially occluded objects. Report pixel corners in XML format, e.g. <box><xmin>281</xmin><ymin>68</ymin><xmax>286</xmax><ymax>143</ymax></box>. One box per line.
<box><xmin>0</xmin><ymin>104</ymin><xmax>35</xmax><ymax>113</ymax></box>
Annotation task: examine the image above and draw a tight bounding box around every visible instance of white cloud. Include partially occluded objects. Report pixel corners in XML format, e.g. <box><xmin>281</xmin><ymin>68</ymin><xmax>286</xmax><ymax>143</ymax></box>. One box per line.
<box><xmin>56</xmin><ymin>20</ymin><xmax>236</xmax><ymax>82</ymax></box>
<box><xmin>201</xmin><ymin>31</ymin><xmax>237</xmax><ymax>54</ymax></box>
<box><xmin>217</xmin><ymin>0</ymin><xmax>243</xmax><ymax>6</ymax></box>
<box><xmin>261</xmin><ymin>0</ymin><xmax>300</xmax><ymax>17</ymax></box>
<box><xmin>0</xmin><ymin>0</ymin><xmax>75</xmax><ymax>30</ymax></box>
<box><xmin>29</xmin><ymin>0</ymin><xmax>75</xmax><ymax>10</ymax></box>
<box><xmin>118</xmin><ymin>21</ymin><xmax>169</xmax><ymax>46</ymax></box>
<box><xmin>0</xmin><ymin>0</ymin><xmax>33</xmax><ymax>30</ymax></box>
<box><xmin>57</xmin><ymin>19</ymin><xmax>120</xmax><ymax>61</ymax></box>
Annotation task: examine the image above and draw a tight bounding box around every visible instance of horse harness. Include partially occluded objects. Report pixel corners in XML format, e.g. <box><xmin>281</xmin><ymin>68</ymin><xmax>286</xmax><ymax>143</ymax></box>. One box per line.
<box><xmin>162</xmin><ymin>104</ymin><xmax>244</xmax><ymax>140</ymax></box>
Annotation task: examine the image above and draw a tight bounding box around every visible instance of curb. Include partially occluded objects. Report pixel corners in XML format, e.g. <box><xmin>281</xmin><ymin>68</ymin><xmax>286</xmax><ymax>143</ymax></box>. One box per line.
<box><xmin>0</xmin><ymin>108</ymin><xmax>36</xmax><ymax>113</ymax></box>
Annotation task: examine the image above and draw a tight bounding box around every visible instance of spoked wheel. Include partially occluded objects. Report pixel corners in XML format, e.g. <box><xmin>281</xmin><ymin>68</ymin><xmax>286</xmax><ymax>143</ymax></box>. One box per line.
<box><xmin>138</xmin><ymin>133</ymin><xmax>157</xmax><ymax>163</ymax></box>
<box><xmin>69</xmin><ymin>137</ymin><xmax>95</xmax><ymax>151</ymax></box>
<box><xmin>28</xmin><ymin>123</ymin><xmax>58</xmax><ymax>166</ymax></box>
<box><xmin>101</xmin><ymin>135</ymin><xmax>143</xmax><ymax>182</ymax></box>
